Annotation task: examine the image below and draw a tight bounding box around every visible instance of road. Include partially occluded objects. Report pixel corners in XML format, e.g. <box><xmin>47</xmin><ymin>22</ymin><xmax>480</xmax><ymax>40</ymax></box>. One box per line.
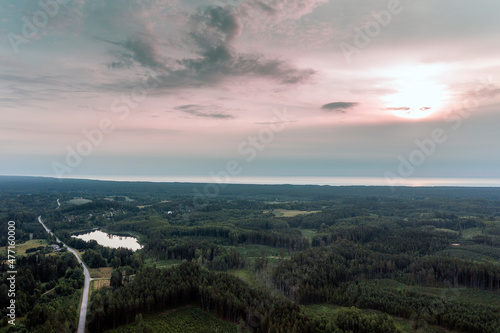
<box><xmin>38</xmin><ymin>216</ymin><xmax>91</xmax><ymax>333</ymax></box>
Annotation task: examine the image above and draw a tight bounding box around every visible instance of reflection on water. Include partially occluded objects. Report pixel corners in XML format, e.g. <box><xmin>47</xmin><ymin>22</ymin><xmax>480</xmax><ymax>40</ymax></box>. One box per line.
<box><xmin>72</xmin><ymin>230</ymin><xmax>142</xmax><ymax>251</ymax></box>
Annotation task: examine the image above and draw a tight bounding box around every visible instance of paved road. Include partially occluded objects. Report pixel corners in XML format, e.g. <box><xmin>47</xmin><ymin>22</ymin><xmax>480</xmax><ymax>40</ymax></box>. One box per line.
<box><xmin>38</xmin><ymin>216</ymin><xmax>91</xmax><ymax>333</ymax></box>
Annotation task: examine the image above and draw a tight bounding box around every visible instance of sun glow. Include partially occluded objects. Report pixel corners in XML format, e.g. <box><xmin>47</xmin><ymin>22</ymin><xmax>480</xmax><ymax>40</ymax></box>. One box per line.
<box><xmin>379</xmin><ymin>64</ymin><xmax>449</xmax><ymax>119</ymax></box>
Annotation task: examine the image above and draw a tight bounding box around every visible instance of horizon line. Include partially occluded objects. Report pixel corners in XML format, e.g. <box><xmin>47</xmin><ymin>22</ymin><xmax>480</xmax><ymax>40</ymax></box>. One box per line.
<box><xmin>2</xmin><ymin>174</ymin><xmax>500</xmax><ymax>188</ymax></box>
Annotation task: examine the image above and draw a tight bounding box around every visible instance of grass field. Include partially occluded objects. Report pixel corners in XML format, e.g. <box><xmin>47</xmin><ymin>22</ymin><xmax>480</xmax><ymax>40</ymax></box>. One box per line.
<box><xmin>143</xmin><ymin>258</ymin><xmax>182</xmax><ymax>269</ymax></box>
<box><xmin>67</xmin><ymin>197</ymin><xmax>93</xmax><ymax>205</ymax></box>
<box><xmin>91</xmin><ymin>279</ymin><xmax>110</xmax><ymax>295</ymax></box>
<box><xmin>235</xmin><ymin>244</ymin><xmax>290</xmax><ymax>259</ymax></box>
<box><xmin>365</xmin><ymin>279</ymin><xmax>500</xmax><ymax>309</ymax></box>
<box><xmin>0</xmin><ymin>315</ymin><xmax>27</xmax><ymax>332</ymax></box>
<box><xmin>137</xmin><ymin>204</ymin><xmax>152</xmax><ymax>209</ymax></box>
<box><xmin>435</xmin><ymin>245</ymin><xmax>500</xmax><ymax>262</ymax></box>
<box><xmin>0</xmin><ymin>239</ymin><xmax>49</xmax><ymax>258</ymax></box>
<box><xmin>433</xmin><ymin>228</ymin><xmax>459</xmax><ymax>235</ymax></box>
<box><xmin>461</xmin><ymin>227</ymin><xmax>483</xmax><ymax>239</ymax></box>
<box><xmin>76</xmin><ymin>250</ymin><xmax>85</xmax><ymax>260</ymax></box>
<box><xmin>227</xmin><ymin>269</ymin><xmax>258</xmax><ymax>285</ymax></box>
<box><xmin>90</xmin><ymin>267</ymin><xmax>114</xmax><ymax>279</ymax></box>
<box><xmin>304</xmin><ymin>303</ymin><xmax>460</xmax><ymax>333</ymax></box>
<box><xmin>105</xmin><ymin>306</ymin><xmax>245</xmax><ymax>333</ymax></box>
<box><xmin>16</xmin><ymin>239</ymin><xmax>48</xmax><ymax>256</ymax></box>
<box><xmin>300</xmin><ymin>229</ymin><xmax>317</xmax><ymax>241</ymax></box>
<box><xmin>137</xmin><ymin>200</ymin><xmax>169</xmax><ymax>209</ymax></box>
<box><xmin>264</xmin><ymin>209</ymin><xmax>320</xmax><ymax>217</ymax></box>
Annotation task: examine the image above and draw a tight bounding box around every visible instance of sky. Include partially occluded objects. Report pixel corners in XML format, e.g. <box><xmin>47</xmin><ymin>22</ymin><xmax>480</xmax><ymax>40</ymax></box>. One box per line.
<box><xmin>1</xmin><ymin>0</ymin><xmax>500</xmax><ymax>184</ymax></box>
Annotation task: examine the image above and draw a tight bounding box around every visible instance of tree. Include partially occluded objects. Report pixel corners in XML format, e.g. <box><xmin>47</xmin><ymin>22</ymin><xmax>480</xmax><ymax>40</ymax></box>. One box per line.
<box><xmin>111</xmin><ymin>256</ymin><xmax>121</xmax><ymax>269</ymax></box>
<box><xmin>110</xmin><ymin>269</ymin><xmax>123</xmax><ymax>289</ymax></box>
<box><xmin>135</xmin><ymin>313</ymin><xmax>144</xmax><ymax>333</ymax></box>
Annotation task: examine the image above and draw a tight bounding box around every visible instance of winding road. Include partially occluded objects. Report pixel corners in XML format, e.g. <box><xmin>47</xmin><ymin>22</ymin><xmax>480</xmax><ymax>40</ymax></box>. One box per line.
<box><xmin>38</xmin><ymin>216</ymin><xmax>91</xmax><ymax>333</ymax></box>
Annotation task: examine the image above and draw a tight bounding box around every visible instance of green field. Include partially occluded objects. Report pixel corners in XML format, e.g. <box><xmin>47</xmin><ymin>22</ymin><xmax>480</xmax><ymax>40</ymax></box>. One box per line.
<box><xmin>362</xmin><ymin>279</ymin><xmax>500</xmax><ymax>309</ymax></box>
<box><xmin>17</xmin><ymin>239</ymin><xmax>49</xmax><ymax>255</ymax></box>
<box><xmin>264</xmin><ymin>209</ymin><xmax>320</xmax><ymax>217</ymax></box>
<box><xmin>105</xmin><ymin>306</ymin><xmax>245</xmax><ymax>333</ymax></box>
<box><xmin>461</xmin><ymin>227</ymin><xmax>483</xmax><ymax>239</ymax></box>
<box><xmin>304</xmin><ymin>304</ymin><xmax>460</xmax><ymax>333</ymax></box>
<box><xmin>0</xmin><ymin>239</ymin><xmax>49</xmax><ymax>257</ymax></box>
<box><xmin>433</xmin><ymin>228</ymin><xmax>459</xmax><ymax>235</ymax></box>
<box><xmin>90</xmin><ymin>266</ymin><xmax>114</xmax><ymax>279</ymax></box>
<box><xmin>67</xmin><ymin>197</ymin><xmax>93</xmax><ymax>205</ymax></box>
<box><xmin>91</xmin><ymin>279</ymin><xmax>110</xmax><ymax>296</ymax></box>
<box><xmin>436</xmin><ymin>244</ymin><xmax>500</xmax><ymax>262</ymax></box>
<box><xmin>300</xmin><ymin>229</ymin><xmax>317</xmax><ymax>241</ymax></box>
<box><xmin>234</xmin><ymin>244</ymin><xmax>290</xmax><ymax>261</ymax></box>
<box><xmin>227</xmin><ymin>269</ymin><xmax>259</xmax><ymax>286</ymax></box>
<box><xmin>143</xmin><ymin>258</ymin><xmax>182</xmax><ymax>269</ymax></box>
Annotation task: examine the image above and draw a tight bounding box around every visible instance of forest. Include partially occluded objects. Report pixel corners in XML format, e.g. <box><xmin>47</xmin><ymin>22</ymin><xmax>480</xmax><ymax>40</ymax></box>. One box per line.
<box><xmin>0</xmin><ymin>176</ymin><xmax>500</xmax><ymax>332</ymax></box>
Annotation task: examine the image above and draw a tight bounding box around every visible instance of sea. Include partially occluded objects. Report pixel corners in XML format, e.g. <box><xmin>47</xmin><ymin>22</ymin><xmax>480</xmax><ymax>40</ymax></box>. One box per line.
<box><xmin>63</xmin><ymin>175</ymin><xmax>500</xmax><ymax>187</ymax></box>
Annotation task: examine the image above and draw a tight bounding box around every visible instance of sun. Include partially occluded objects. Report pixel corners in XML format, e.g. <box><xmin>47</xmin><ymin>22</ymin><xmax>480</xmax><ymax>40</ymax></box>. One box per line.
<box><xmin>382</xmin><ymin>79</ymin><xmax>446</xmax><ymax>119</ymax></box>
<box><xmin>379</xmin><ymin>64</ymin><xmax>449</xmax><ymax>119</ymax></box>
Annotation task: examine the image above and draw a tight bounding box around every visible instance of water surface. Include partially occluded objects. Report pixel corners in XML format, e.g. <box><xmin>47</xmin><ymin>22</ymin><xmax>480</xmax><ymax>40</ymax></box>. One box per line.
<box><xmin>73</xmin><ymin>230</ymin><xmax>142</xmax><ymax>251</ymax></box>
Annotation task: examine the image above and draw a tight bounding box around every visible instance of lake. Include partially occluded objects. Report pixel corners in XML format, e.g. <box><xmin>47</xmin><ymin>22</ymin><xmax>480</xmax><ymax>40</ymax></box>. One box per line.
<box><xmin>72</xmin><ymin>230</ymin><xmax>142</xmax><ymax>251</ymax></box>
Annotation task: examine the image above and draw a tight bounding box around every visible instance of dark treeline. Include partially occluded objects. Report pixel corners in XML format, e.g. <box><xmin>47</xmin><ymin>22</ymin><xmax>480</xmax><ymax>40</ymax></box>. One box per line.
<box><xmin>409</xmin><ymin>256</ymin><xmax>500</xmax><ymax>290</ymax></box>
<box><xmin>60</xmin><ymin>200</ymin><xmax>134</xmax><ymax>214</ymax></box>
<box><xmin>64</xmin><ymin>237</ymin><xmax>141</xmax><ymax>270</ymax></box>
<box><xmin>145</xmin><ymin>238</ymin><xmax>245</xmax><ymax>271</ymax></box>
<box><xmin>81</xmin><ymin>247</ymin><xmax>141</xmax><ymax>269</ymax></box>
<box><xmin>87</xmin><ymin>262</ymin><xmax>400</xmax><ymax>333</ymax></box>
<box><xmin>0</xmin><ymin>211</ymin><xmax>47</xmax><ymax>246</ymax></box>
<box><xmin>274</xmin><ymin>241</ymin><xmax>500</xmax><ymax>296</ymax></box>
<box><xmin>110</xmin><ymin>221</ymin><xmax>310</xmax><ymax>251</ymax></box>
<box><xmin>4</xmin><ymin>176</ymin><xmax>500</xmax><ymax>202</ymax></box>
<box><xmin>331</xmin><ymin>280</ymin><xmax>500</xmax><ymax>333</ymax></box>
<box><xmin>313</xmin><ymin>227</ymin><xmax>456</xmax><ymax>256</ymax></box>
<box><xmin>270</xmin><ymin>241</ymin><xmax>500</xmax><ymax>332</ymax></box>
<box><xmin>0</xmin><ymin>252</ymin><xmax>83</xmax><ymax>332</ymax></box>
<box><xmin>287</xmin><ymin>209</ymin><xmax>364</xmax><ymax>229</ymax></box>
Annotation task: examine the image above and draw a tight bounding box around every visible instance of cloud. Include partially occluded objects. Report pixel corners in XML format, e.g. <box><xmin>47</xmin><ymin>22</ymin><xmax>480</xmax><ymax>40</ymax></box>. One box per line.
<box><xmin>385</xmin><ymin>107</ymin><xmax>411</xmax><ymax>111</ymax></box>
<box><xmin>178</xmin><ymin>4</ymin><xmax>316</xmax><ymax>85</ymax></box>
<box><xmin>255</xmin><ymin>120</ymin><xmax>296</xmax><ymax>125</ymax></box>
<box><xmin>384</xmin><ymin>107</ymin><xmax>432</xmax><ymax>112</ymax></box>
<box><xmin>98</xmin><ymin>22</ymin><xmax>164</xmax><ymax>70</ymax></box>
<box><xmin>253</xmin><ymin>1</ymin><xmax>277</xmax><ymax>15</ymax></box>
<box><xmin>174</xmin><ymin>104</ymin><xmax>235</xmax><ymax>119</ymax></box>
<box><xmin>241</xmin><ymin>0</ymin><xmax>329</xmax><ymax>21</ymax></box>
<box><xmin>321</xmin><ymin>102</ymin><xmax>359</xmax><ymax>112</ymax></box>
<box><xmin>113</xmin><ymin>128</ymin><xmax>181</xmax><ymax>135</ymax></box>
<box><xmin>236</xmin><ymin>0</ymin><xmax>332</xmax><ymax>47</ymax></box>
<box><xmin>351</xmin><ymin>88</ymin><xmax>397</xmax><ymax>95</ymax></box>
<box><xmin>0</xmin><ymin>72</ymin><xmax>96</xmax><ymax>108</ymax></box>
<box><xmin>122</xmin><ymin>35</ymin><xmax>163</xmax><ymax>69</ymax></box>
<box><xmin>107</xmin><ymin>4</ymin><xmax>314</xmax><ymax>88</ymax></box>
<box><xmin>191</xmin><ymin>5</ymin><xmax>243</xmax><ymax>45</ymax></box>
